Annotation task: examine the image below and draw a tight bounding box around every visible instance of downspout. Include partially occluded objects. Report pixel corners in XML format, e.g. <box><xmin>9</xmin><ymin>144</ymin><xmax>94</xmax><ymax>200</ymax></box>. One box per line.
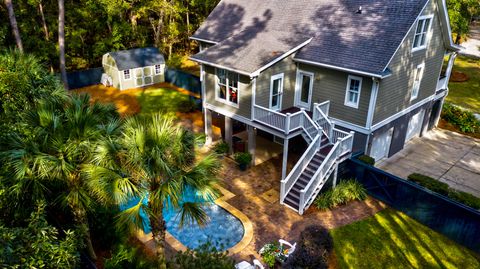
<box><xmin>364</xmin><ymin>77</ymin><xmax>380</xmax><ymax>154</ymax></box>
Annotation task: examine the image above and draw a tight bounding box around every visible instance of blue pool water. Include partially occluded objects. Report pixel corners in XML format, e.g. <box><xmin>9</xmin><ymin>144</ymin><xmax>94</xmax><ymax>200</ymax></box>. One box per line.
<box><xmin>120</xmin><ymin>190</ymin><xmax>244</xmax><ymax>251</ymax></box>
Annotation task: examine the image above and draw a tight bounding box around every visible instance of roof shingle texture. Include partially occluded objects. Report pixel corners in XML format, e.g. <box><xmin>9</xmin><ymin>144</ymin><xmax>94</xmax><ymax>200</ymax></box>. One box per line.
<box><xmin>109</xmin><ymin>47</ymin><xmax>165</xmax><ymax>71</ymax></box>
<box><xmin>192</xmin><ymin>0</ymin><xmax>429</xmax><ymax>76</ymax></box>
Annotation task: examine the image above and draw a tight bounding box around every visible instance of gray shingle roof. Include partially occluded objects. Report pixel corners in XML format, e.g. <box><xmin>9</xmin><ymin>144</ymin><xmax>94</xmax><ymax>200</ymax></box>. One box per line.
<box><xmin>191</xmin><ymin>0</ymin><xmax>430</xmax><ymax>77</ymax></box>
<box><xmin>191</xmin><ymin>30</ymin><xmax>312</xmax><ymax>75</ymax></box>
<box><xmin>109</xmin><ymin>47</ymin><xmax>165</xmax><ymax>71</ymax></box>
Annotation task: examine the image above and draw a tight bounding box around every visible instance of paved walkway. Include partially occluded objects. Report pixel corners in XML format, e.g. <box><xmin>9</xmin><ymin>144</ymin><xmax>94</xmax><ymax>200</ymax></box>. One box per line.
<box><xmin>379</xmin><ymin>129</ymin><xmax>480</xmax><ymax>197</ymax></box>
<box><xmin>460</xmin><ymin>21</ymin><xmax>480</xmax><ymax>58</ymax></box>
<box><xmin>218</xmin><ymin>155</ymin><xmax>386</xmax><ymax>262</ymax></box>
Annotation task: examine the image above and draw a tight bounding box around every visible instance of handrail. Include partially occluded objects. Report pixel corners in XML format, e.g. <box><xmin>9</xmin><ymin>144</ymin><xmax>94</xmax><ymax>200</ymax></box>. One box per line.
<box><xmin>298</xmin><ymin>132</ymin><xmax>354</xmax><ymax>214</ymax></box>
<box><xmin>253</xmin><ymin>105</ymin><xmax>287</xmax><ymax>132</ymax></box>
<box><xmin>280</xmin><ymin>133</ymin><xmax>321</xmax><ymax>203</ymax></box>
<box><xmin>300</xmin><ymin>111</ymin><xmax>318</xmax><ymax>141</ymax></box>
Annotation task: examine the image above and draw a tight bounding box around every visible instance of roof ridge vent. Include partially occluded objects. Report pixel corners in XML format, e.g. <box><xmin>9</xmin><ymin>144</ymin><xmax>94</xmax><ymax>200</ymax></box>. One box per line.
<box><xmin>356</xmin><ymin>6</ymin><xmax>362</xmax><ymax>14</ymax></box>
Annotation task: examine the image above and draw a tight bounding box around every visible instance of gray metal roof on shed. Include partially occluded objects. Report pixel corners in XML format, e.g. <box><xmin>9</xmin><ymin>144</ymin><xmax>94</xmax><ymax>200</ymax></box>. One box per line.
<box><xmin>108</xmin><ymin>47</ymin><xmax>165</xmax><ymax>71</ymax></box>
<box><xmin>191</xmin><ymin>0</ymin><xmax>436</xmax><ymax>77</ymax></box>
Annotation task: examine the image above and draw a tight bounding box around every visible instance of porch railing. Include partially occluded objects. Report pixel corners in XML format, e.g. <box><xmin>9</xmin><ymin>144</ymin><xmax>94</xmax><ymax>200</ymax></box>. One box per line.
<box><xmin>313</xmin><ymin>102</ymin><xmax>334</xmax><ymax>140</ymax></box>
<box><xmin>436</xmin><ymin>77</ymin><xmax>447</xmax><ymax>91</ymax></box>
<box><xmin>298</xmin><ymin>131</ymin><xmax>354</xmax><ymax>214</ymax></box>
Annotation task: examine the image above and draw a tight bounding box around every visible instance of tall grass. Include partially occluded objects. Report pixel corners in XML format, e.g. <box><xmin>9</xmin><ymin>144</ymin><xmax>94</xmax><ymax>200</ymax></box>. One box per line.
<box><xmin>314</xmin><ymin>180</ymin><xmax>367</xmax><ymax>210</ymax></box>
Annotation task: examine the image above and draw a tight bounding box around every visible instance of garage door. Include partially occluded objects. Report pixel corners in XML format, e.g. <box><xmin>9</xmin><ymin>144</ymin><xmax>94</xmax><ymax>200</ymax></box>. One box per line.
<box><xmin>371</xmin><ymin>127</ymin><xmax>394</xmax><ymax>162</ymax></box>
<box><xmin>406</xmin><ymin>110</ymin><xmax>425</xmax><ymax>142</ymax></box>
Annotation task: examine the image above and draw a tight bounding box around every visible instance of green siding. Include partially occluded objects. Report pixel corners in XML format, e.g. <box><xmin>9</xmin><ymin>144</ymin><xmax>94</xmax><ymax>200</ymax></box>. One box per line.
<box><xmin>374</xmin><ymin>0</ymin><xmax>446</xmax><ymax>124</ymax></box>
<box><xmin>298</xmin><ymin>64</ymin><xmax>372</xmax><ymax>127</ymax></box>
<box><xmin>256</xmin><ymin>55</ymin><xmax>297</xmax><ymax>110</ymax></box>
<box><xmin>204</xmin><ymin>65</ymin><xmax>252</xmax><ymax>119</ymax></box>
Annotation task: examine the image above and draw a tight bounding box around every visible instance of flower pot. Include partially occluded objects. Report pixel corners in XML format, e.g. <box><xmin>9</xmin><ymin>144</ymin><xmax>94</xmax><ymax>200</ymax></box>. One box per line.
<box><xmin>238</xmin><ymin>163</ymin><xmax>248</xmax><ymax>171</ymax></box>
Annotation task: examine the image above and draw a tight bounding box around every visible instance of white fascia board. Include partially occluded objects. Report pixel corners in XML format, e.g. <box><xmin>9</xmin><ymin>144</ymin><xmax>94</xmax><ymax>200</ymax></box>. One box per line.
<box><xmin>250</xmin><ymin>38</ymin><xmax>313</xmax><ymax>77</ymax></box>
<box><xmin>188</xmin><ymin>57</ymin><xmax>252</xmax><ymax>77</ymax></box>
<box><xmin>189</xmin><ymin>36</ymin><xmax>219</xmax><ymax>44</ymax></box>
<box><xmin>293</xmin><ymin>58</ymin><xmax>388</xmax><ymax>79</ymax></box>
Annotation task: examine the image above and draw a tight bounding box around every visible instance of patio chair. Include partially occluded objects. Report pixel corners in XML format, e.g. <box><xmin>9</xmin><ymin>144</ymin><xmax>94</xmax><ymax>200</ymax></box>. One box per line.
<box><xmin>235</xmin><ymin>259</ymin><xmax>264</xmax><ymax>269</ymax></box>
<box><xmin>279</xmin><ymin>239</ymin><xmax>296</xmax><ymax>258</ymax></box>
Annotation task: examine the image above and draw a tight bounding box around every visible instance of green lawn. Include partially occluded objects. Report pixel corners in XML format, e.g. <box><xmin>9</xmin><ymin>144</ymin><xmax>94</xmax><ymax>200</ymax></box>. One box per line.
<box><xmin>446</xmin><ymin>55</ymin><xmax>480</xmax><ymax>112</ymax></box>
<box><xmin>134</xmin><ymin>88</ymin><xmax>194</xmax><ymax>116</ymax></box>
<box><xmin>331</xmin><ymin>209</ymin><xmax>480</xmax><ymax>269</ymax></box>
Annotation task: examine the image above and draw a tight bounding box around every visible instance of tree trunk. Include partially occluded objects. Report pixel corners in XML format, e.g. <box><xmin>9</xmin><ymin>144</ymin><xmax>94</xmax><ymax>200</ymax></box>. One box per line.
<box><xmin>455</xmin><ymin>32</ymin><xmax>462</xmax><ymax>45</ymax></box>
<box><xmin>149</xmin><ymin>199</ymin><xmax>167</xmax><ymax>269</ymax></box>
<box><xmin>4</xmin><ymin>0</ymin><xmax>23</xmax><ymax>52</ymax></box>
<box><xmin>38</xmin><ymin>2</ymin><xmax>49</xmax><ymax>41</ymax></box>
<box><xmin>58</xmin><ymin>0</ymin><xmax>68</xmax><ymax>90</ymax></box>
<box><xmin>72</xmin><ymin>207</ymin><xmax>97</xmax><ymax>261</ymax></box>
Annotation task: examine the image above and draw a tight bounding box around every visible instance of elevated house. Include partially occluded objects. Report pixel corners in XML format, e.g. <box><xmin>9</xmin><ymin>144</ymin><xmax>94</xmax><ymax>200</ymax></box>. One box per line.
<box><xmin>102</xmin><ymin>47</ymin><xmax>166</xmax><ymax>90</ymax></box>
<box><xmin>189</xmin><ymin>0</ymin><xmax>460</xmax><ymax>214</ymax></box>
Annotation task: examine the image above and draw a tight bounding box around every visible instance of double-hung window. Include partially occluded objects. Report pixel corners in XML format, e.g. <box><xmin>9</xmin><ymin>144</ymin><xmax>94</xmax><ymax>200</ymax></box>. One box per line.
<box><xmin>123</xmin><ymin>69</ymin><xmax>131</xmax><ymax>80</ymax></box>
<box><xmin>154</xmin><ymin>64</ymin><xmax>162</xmax><ymax>75</ymax></box>
<box><xmin>216</xmin><ymin>68</ymin><xmax>239</xmax><ymax>106</ymax></box>
<box><xmin>344</xmin><ymin>75</ymin><xmax>362</xmax><ymax>108</ymax></box>
<box><xmin>413</xmin><ymin>16</ymin><xmax>433</xmax><ymax>51</ymax></box>
<box><xmin>411</xmin><ymin>63</ymin><xmax>425</xmax><ymax>101</ymax></box>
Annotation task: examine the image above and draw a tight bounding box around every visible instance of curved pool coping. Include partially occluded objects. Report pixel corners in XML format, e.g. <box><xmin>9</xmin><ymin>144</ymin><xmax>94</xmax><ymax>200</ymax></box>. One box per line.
<box><xmin>135</xmin><ymin>185</ymin><xmax>253</xmax><ymax>255</ymax></box>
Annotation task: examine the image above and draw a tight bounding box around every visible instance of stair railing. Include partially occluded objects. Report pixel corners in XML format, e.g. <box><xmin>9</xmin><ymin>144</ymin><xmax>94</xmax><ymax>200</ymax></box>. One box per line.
<box><xmin>298</xmin><ymin>131</ymin><xmax>354</xmax><ymax>214</ymax></box>
<box><xmin>280</xmin><ymin>129</ymin><xmax>322</xmax><ymax>204</ymax></box>
<box><xmin>313</xmin><ymin>102</ymin><xmax>334</xmax><ymax>140</ymax></box>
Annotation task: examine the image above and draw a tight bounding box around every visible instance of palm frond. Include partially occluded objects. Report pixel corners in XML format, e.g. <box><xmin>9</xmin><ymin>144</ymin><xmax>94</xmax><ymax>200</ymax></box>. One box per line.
<box><xmin>176</xmin><ymin>202</ymin><xmax>209</xmax><ymax>228</ymax></box>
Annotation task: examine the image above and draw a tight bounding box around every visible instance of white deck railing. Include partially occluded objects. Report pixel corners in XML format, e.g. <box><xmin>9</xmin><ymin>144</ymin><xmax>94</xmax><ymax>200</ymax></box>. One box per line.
<box><xmin>280</xmin><ymin>133</ymin><xmax>322</xmax><ymax>204</ymax></box>
<box><xmin>313</xmin><ymin>102</ymin><xmax>334</xmax><ymax>140</ymax></box>
<box><xmin>253</xmin><ymin>105</ymin><xmax>288</xmax><ymax>132</ymax></box>
<box><xmin>298</xmin><ymin>130</ymin><xmax>354</xmax><ymax>214</ymax></box>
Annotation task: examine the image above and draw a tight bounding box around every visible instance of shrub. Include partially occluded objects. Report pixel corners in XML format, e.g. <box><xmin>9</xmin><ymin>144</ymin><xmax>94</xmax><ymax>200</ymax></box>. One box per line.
<box><xmin>178</xmin><ymin>98</ymin><xmax>197</xmax><ymax>113</ymax></box>
<box><xmin>284</xmin><ymin>225</ymin><xmax>333</xmax><ymax>269</ymax></box>
<box><xmin>447</xmin><ymin>190</ymin><xmax>480</xmax><ymax>210</ymax></box>
<box><xmin>171</xmin><ymin>242</ymin><xmax>235</xmax><ymax>269</ymax></box>
<box><xmin>259</xmin><ymin>242</ymin><xmax>283</xmax><ymax>267</ymax></box>
<box><xmin>441</xmin><ymin>103</ymin><xmax>480</xmax><ymax>133</ymax></box>
<box><xmin>357</xmin><ymin>155</ymin><xmax>375</xmax><ymax>166</ymax></box>
<box><xmin>407</xmin><ymin>173</ymin><xmax>449</xmax><ymax>196</ymax></box>
<box><xmin>213</xmin><ymin>141</ymin><xmax>229</xmax><ymax>155</ymax></box>
<box><xmin>314</xmin><ymin>180</ymin><xmax>367</xmax><ymax>210</ymax></box>
<box><xmin>234</xmin><ymin>152</ymin><xmax>252</xmax><ymax>169</ymax></box>
<box><xmin>194</xmin><ymin>133</ymin><xmax>207</xmax><ymax>147</ymax></box>
<box><xmin>104</xmin><ymin>242</ymin><xmax>157</xmax><ymax>269</ymax></box>
<box><xmin>408</xmin><ymin>173</ymin><xmax>480</xmax><ymax>210</ymax></box>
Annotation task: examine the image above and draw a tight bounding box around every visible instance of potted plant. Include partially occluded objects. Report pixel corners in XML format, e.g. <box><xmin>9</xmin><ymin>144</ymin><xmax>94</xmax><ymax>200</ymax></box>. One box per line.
<box><xmin>234</xmin><ymin>152</ymin><xmax>252</xmax><ymax>171</ymax></box>
<box><xmin>213</xmin><ymin>141</ymin><xmax>229</xmax><ymax>156</ymax></box>
<box><xmin>259</xmin><ymin>242</ymin><xmax>288</xmax><ymax>268</ymax></box>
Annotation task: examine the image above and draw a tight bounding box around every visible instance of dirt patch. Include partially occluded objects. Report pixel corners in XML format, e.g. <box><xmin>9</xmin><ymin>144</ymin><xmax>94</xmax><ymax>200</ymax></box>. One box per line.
<box><xmin>450</xmin><ymin>71</ymin><xmax>469</xmax><ymax>82</ymax></box>
<box><xmin>73</xmin><ymin>85</ymin><xmax>141</xmax><ymax>116</ymax></box>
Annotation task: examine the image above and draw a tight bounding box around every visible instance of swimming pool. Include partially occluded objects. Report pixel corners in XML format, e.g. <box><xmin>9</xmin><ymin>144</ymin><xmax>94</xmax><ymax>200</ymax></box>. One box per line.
<box><xmin>120</xmin><ymin>189</ymin><xmax>245</xmax><ymax>251</ymax></box>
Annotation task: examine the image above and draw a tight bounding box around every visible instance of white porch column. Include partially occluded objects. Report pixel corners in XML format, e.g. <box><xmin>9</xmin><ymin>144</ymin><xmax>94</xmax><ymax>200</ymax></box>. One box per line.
<box><xmin>204</xmin><ymin>108</ymin><xmax>213</xmax><ymax>145</ymax></box>
<box><xmin>332</xmin><ymin>163</ymin><xmax>339</xmax><ymax>187</ymax></box>
<box><xmin>281</xmin><ymin>138</ymin><xmax>289</xmax><ymax>180</ymax></box>
<box><xmin>225</xmin><ymin>116</ymin><xmax>233</xmax><ymax>154</ymax></box>
<box><xmin>247</xmin><ymin>125</ymin><xmax>256</xmax><ymax>166</ymax></box>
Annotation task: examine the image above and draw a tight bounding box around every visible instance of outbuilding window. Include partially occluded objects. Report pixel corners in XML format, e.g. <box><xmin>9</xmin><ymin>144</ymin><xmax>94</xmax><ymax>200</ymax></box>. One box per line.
<box><xmin>155</xmin><ymin>64</ymin><xmax>162</xmax><ymax>75</ymax></box>
<box><xmin>344</xmin><ymin>75</ymin><xmax>362</xmax><ymax>109</ymax></box>
<box><xmin>216</xmin><ymin>68</ymin><xmax>239</xmax><ymax>106</ymax></box>
<box><xmin>412</xmin><ymin>16</ymin><xmax>433</xmax><ymax>51</ymax></box>
<box><xmin>123</xmin><ymin>70</ymin><xmax>131</xmax><ymax>80</ymax></box>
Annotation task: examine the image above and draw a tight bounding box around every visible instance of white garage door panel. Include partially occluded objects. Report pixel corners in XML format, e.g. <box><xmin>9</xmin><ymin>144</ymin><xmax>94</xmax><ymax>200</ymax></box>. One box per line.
<box><xmin>371</xmin><ymin>127</ymin><xmax>394</xmax><ymax>161</ymax></box>
<box><xmin>406</xmin><ymin>110</ymin><xmax>425</xmax><ymax>142</ymax></box>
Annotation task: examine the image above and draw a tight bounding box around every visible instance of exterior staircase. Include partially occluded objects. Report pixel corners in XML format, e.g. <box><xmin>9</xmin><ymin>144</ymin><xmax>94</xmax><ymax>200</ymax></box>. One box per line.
<box><xmin>252</xmin><ymin>101</ymin><xmax>354</xmax><ymax>215</ymax></box>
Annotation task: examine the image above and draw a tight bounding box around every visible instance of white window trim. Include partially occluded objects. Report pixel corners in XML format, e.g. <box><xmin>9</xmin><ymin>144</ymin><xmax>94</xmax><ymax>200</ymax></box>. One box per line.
<box><xmin>123</xmin><ymin>69</ymin><xmax>132</xmax><ymax>81</ymax></box>
<box><xmin>412</xmin><ymin>15</ymin><xmax>434</xmax><ymax>52</ymax></box>
<box><xmin>269</xmin><ymin>73</ymin><xmax>284</xmax><ymax>111</ymax></box>
<box><xmin>411</xmin><ymin>63</ymin><xmax>425</xmax><ymax>101</ymax></box>
<box><xmin>294</xmin><ymin>69</ymin><xmax>314</xmax><ymax>109</ymax></box>
<box><xmin>344</xmin><ymin>75</ymin><xmax>363</xmax><ymax>109</ymax></box>
<box><xmin>154</xmin><ymin>64</ymin><xmax>163</xmax><ymax>75</ymax></box>
<box><xmin>215</xmin><ymin>68</ymin><xmax>239</xmax><ymax>108</ymax></box>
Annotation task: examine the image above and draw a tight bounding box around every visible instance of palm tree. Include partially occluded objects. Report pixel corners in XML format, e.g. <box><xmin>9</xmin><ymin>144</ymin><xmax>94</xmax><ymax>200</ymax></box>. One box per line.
<box><xmin>0</xmin><ymin>94</ymin><xmax>121</xmax><ymax>260</ymax></box>
<box><xmin>4</xmin><ymin>0</ymin><xmax>23</xmax><ymax>52</ymax></box>
<box><xmin>58</xmin><ymin>0</ymin><xmax>68</xmax><ymax>89</ymax></box>
<box><xmin>86</xmin><ymin>115</ymin><xmax>221</xmax><ymax>268</ymax></box>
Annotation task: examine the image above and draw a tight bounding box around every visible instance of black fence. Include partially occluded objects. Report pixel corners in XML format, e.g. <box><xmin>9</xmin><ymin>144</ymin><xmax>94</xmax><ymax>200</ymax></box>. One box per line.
<box><xmin>67</xmin><ymin>67</ymin><xmax>103</xmax><ymax>90</ymax></box>
<box><xmin>165</xmin><ymin>68</ymin><xmax>201</xmax><ymax>96</ymax></box>
<box><xmin>342</xmin><ymin>157</ymin><xmax>480</xmax><ymax>253</ymax></box>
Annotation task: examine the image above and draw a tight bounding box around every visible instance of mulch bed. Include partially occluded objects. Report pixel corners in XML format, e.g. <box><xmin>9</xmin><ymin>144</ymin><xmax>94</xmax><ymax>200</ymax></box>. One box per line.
<box><xmin>450</xmin><ymin>71</ymin><xmax>469</xmax><ymax>82</ymax></box>
<box><xmin>438</xmin><ymin>119</ymin><xmax>480</xmax><ymax>139</ymax></box>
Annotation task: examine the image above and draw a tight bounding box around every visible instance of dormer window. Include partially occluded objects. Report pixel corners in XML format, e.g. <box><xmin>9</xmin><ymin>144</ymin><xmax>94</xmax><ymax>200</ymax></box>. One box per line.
<box><xmin>412</xmin><ymin>15</ymin><xmax>433</xmax><ymax>51</ymax></box>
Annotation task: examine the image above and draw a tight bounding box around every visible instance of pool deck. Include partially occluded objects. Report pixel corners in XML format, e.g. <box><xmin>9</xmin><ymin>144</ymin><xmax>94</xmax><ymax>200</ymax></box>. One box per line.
<box><xmin>217</xmin><ymin>156</ymin><xmax>387</xmax><ymax>262</ymax></box>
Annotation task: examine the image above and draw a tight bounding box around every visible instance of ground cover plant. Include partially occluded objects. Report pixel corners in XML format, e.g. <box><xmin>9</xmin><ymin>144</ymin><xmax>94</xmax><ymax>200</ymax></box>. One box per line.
<box><xmin>314</xmin><ymin>180</ymin><xmax>367</xmax><ymax>210</ymax></box>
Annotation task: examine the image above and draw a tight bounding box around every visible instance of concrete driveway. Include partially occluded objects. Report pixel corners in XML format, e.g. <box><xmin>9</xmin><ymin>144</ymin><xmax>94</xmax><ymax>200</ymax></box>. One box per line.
<box><xmin>378</xmin><ymin>129</ymin><xmax>480</xmax><ymax>197</ymax></box>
